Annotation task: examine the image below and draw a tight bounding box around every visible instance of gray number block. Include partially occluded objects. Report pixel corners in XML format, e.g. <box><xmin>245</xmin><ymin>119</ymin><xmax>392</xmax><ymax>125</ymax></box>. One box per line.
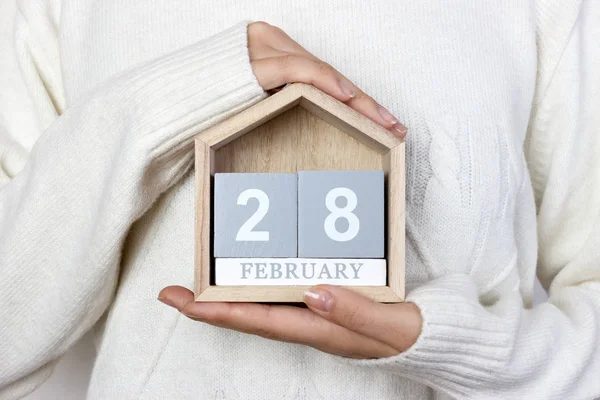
<box><xmin>298</xmin><ymin>170</ymin><xmax>384</xmax><ymax>258</ymax></box>
<box><xmin>214</xmin><ymin>173</ymin><xmax>297</xmax><ymax>257</ymax></box>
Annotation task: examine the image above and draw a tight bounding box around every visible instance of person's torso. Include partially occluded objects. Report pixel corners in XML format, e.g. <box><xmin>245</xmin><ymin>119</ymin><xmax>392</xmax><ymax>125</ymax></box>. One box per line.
<box><xmin>58</xmin><ymin>1</ymin><xmax>539</xmax><ymax>398</ymax></box>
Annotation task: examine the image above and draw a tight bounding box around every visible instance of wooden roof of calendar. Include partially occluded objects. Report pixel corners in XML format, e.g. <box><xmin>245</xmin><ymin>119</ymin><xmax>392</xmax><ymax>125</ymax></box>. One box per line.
<box><xmin>196</xmin><ymin>83</ymin><xmax>403</xmax><ymax>153</ymax></box>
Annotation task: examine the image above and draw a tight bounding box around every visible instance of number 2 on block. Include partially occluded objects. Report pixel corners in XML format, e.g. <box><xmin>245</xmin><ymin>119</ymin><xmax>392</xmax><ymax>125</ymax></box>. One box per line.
<box><xmin>235</xmin><ymin>189</ymin><xmax>270</xmax><ymax>241</ymax></box>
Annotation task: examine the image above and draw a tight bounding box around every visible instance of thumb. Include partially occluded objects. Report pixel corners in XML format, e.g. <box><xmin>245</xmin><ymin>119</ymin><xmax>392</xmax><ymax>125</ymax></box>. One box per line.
<box><xmin>157</xmin><ymin>285</ymin><xmax>195</xmax><ymax>310</ymax></box>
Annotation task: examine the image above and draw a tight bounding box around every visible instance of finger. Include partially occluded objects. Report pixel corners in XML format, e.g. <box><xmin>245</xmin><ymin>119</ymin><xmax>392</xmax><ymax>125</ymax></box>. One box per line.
<box><xmin>157</xmin><ymin>285</ymin><xmax>195</xmax><ymax>307</ymax></box>
<box><xmin>251</xmin><ymin>56</ymin><xmax>407</xmax><ymax>139</ymax></box>
<box><xmin>184</xmin><ymin>302</ymin><xmax>398</xmax><ymax>359</ymax></box>
<box><xmin>252</xmin><ymin>55</ymin><xmax>357</xmax><ymax>100</ymax></box>
<box><xmin>249</xmin><ymin>43</ymin><xmax>288</xmax><ymax>61</ymax></box>
<box><xmin>347</xmin><ymin>91</ymin><xmax>408</xmax><ymax>139</ymax></box>
<box><xmin>248</xmin><ymin>22</ymin><xmax>407</xmax><ymax>139</ymax></box>
<box><xmin>282</xmin><ymin>42</ymin><xmax>407</xmax><ymax>139</ymax></box>
<box><xmin>248</xmin><ymin>22</ymin><xmax>320</xmax><ymax>62</ymax></box>
<box><xmin>303</xmin><ymin>285</ymin><xmax>422</xmax><ymax>352</ymax></box>
<box><xmin>157</xmin><ymin>286</ymin><xmax>397</xmax><ymax>359</ymax></box>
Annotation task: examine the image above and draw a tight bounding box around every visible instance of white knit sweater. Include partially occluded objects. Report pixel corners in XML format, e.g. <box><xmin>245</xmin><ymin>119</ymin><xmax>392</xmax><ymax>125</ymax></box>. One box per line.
<box><xmin>1</xmin><ymin>0</ymin><xmax>599</xmax><ymax>399</ymax></box>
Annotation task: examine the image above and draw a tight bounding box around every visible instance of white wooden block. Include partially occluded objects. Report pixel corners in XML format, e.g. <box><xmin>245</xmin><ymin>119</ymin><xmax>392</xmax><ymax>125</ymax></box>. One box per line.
<box><xmin>215</xmin><ymin>258</ymin><xmax>386</xmax><ymax>286</ymax></box>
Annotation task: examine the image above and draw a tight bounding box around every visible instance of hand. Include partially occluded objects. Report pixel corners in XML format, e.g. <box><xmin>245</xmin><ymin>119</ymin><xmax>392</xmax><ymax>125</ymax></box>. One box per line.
<box><xmin>157</xmin><ymin>285</ymin><xmax>422</xmax><ymax>359</ymax></box>
<box><xmin>247</xmin><ymin>21</ymin><xmax>407</xmax><ymax>139</ymax></box>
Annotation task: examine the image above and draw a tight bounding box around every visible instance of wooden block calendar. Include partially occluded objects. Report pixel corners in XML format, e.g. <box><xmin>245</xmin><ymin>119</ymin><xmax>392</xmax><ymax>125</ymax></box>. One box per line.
<box><xmin>194</xmin><ymin>83</ymin><xmax>405</xmax><ymax>303</ymax></box>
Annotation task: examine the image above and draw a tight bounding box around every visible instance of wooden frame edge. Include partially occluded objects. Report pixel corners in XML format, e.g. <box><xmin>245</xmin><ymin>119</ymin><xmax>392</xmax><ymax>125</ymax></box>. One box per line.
<box><xmin>298</xmin><ymin>84</ymin><xmax>402</xmax><ymax>152</ymax></box>
<box><xmin>383</xmin><ymin>143</ymin><xmax>405</xmax><ymax>301</ymax></box>
<box><xmin>199</xmin><ymin>86</ymin><xmax>303</xmax><ymax>149</ymax></box>
<box><xmin>194</xmin><ymin>139</ymin><xmax>212</xmax><ymax>298</ymax></box>
<box><xmin>195</xmin><ymin>286</ymin><xmax>401</xmax><ymax>303</ymax></box>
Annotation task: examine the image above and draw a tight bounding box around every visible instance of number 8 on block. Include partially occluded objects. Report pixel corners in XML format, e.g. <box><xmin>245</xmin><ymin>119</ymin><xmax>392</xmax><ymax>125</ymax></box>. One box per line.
<box><xmin>298</xmin><ymin>170</ymin><xmax>384</xmax><ymax>258</ymax></box>
<box><xmin>213</xmin><ymin>173</ymin><xmax>298</xmax><ymax>257</ymax></box>
<box><xmin>213</xmin><ymin>171</ymin><xmax>384</xmax><ymax>258</ymax></box>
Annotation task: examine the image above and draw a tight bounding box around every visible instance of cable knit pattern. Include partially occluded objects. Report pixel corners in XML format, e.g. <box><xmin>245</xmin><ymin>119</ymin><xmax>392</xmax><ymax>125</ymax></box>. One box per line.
<box><xmin>1</xmin><ymin>1</ymin><xmax>600</xmax><ymax>399</ymax></box>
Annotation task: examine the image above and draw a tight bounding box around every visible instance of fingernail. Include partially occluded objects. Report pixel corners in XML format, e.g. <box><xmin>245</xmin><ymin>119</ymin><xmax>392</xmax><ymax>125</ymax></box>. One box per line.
<box><xmin>304</xmin><ymin>288</ymin><xmax>334</xmax><ymax>312</ymax></box>
<box><xmin>339</xmin><ymin>79</ymin><xmax>356</xmax><ymax>99</ymax></box>
<box><xmin>391</xmin><ymin>121</ymin><xmax>408</xmax><ymax>139</ymax></box>
<box><xmin>377</xmin><ymin>105</ymin><xmax>398</xmax><ymax>124</ymax></box>
<box><xmin>182</xmin><ymin>309</ymin><xmax>204</xmax><ymax>320</ymax></box>
<box><xmin>157</xmin><ymin>295</ymin><xmax>176</xmax><ymax>308</ymax></box>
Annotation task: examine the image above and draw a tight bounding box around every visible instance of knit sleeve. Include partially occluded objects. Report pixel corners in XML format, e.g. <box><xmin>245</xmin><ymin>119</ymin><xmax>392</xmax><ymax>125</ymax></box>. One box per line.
<box><xmin>337</xmin><ymin>1</ymin><xmax>600</xmax><ymax>399</ymax></box>
<box><xmin>0</xmin><ymin>3</ymin><xmax>266</xmax><ymax>398</ymax></box>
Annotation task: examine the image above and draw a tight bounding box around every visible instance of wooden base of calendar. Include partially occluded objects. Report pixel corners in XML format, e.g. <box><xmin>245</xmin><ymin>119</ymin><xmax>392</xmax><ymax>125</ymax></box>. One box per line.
<box><xmin>194</xmin><ymin>83</ymin><xmax>405</xmax><ymax>303</ymax></box>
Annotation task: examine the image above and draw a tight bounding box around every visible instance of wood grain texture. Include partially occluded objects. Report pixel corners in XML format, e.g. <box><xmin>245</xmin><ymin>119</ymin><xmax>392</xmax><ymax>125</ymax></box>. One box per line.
<box><xmin>383</xmin><ymin>144</ymin><xmax>405</xmax><ymax>300</ymax></box>
<box><xmin>194</xmin><ymin>83</ymin><xmax>405</xmax><ymax>303</ymax></box>
<box><xmin>298</xmin><ymin>86</ymin><xmax>401</xmax><ymax>153</ymax></box>
<box><xmin>194</xmin><ymin>139</ymin><xmax>212</xmax><ymax>297</ymax></box>
<box><xmin>196</xmin><ymin>286</ymin><xmax>402</xmax><ymax>303</ymax></box>
<box><xmin>198</xmin><ymin>83</ymin><xmax>401</xmax><ymax>152</ymax></box>
<box><xmin>214</xmin><ymin>106</ymin><xmax>382</xmax><ymax>173</ymax></box>
<box><xmin>199</xmin><ymin>85</ymin><xmax>303</xmax><ymax>149</ymax></box>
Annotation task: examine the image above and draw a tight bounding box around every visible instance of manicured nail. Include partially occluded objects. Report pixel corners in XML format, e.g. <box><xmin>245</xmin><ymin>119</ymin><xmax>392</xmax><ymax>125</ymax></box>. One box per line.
<box><xmin>304</xmin><ymin>288</ymin><xmax>334</xmax><ymax>312</ymax></box>
<box><xmin>392</xmin><ymin>121</ymin><xmax>408</xmax><ymax>138</ymax></box>
<box><xmin>377</xmin><ymin>105</ymin><xmax>398</xmax><ymax>124</ymax></box>
<box><xmin>157</xmin><ymin>295</ymin><xmax>176</xmax><ymax>308</ymax></box>
<box><xmin>339</xmin><ymin>79</ymin><xmax>356</xmax><ymax>99</ymax></box>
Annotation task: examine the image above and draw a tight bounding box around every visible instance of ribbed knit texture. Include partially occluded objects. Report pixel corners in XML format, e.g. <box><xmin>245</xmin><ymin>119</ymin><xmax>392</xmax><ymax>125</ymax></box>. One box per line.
<box><xmin>1</xmin><ymin>1</ymin><xmax>599</xmax><ymax>399</ymax></box>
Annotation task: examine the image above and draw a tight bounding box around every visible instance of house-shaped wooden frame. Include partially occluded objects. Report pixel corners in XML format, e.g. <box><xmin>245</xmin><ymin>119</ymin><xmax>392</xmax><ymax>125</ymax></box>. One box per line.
<box><xmin>194</xmin><ymin>83</ymin><xmax>404</xmax><ymax>303</ymax></box>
